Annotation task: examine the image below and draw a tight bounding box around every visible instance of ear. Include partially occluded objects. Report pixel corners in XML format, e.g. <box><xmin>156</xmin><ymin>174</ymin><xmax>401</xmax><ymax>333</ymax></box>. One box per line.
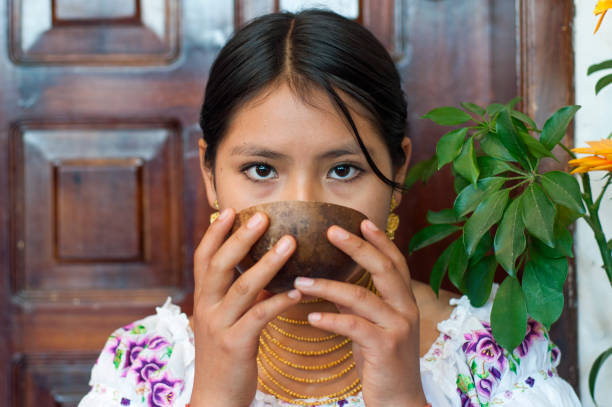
<box><xmin>198</xmin><ymin>138</ymin><xmax>218</xmax><ymax>209</ymax></box>
<box><xmin>392</xmin><ymin>137</ymin><xmax>412</xmax><ymax>205</ymax></box>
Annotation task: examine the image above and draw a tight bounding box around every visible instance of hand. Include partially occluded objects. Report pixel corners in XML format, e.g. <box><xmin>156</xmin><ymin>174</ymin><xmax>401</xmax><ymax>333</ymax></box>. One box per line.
<box><xmin>190</xmin><ymin>208</ymin><xmax>302</xmax><ymax>407</ymax></box>
<box><xmin>293</xmin><ymin>219</ymin><xmax>428</xmax><ymax>407</ymax></box>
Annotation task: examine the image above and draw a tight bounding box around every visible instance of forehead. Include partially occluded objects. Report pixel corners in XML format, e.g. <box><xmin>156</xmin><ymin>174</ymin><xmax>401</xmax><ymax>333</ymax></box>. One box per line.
<box><xmin>219</xmin><ymin>81</ymin><xmax>385</xmax><ymax>154</ymax></box>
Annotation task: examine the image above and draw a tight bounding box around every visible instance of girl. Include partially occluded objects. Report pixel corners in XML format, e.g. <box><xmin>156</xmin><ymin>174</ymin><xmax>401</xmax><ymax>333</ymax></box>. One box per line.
<box><xmin>79</xmin><ymin>9</ymin><xmax>581</xmax><ymax>407</ymax></box>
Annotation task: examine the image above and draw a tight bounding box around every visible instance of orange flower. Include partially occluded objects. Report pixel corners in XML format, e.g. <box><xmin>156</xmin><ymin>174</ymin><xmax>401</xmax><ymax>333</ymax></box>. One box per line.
<box><xmin>594</xmin><ymin>0</ymin><xmax>612</xmax><ymax>33</ymax></box>
<box><xmin>569</xmin><ymin>139</ymin><xmax>612</xmax><ymax>174</ymax></box>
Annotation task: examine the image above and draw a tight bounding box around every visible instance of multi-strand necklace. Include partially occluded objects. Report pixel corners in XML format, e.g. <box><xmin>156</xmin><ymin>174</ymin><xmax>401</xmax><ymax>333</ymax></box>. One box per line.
<box><xmin>256</xmin><ymin>271</ymin><xmax>378</xmax><ymax>405</ymax></box>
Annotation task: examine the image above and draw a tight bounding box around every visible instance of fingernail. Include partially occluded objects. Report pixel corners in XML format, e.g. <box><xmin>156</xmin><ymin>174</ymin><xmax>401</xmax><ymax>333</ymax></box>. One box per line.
<box><xmin>330</xmin><ymin>226</ymin><xmax>350</xmax><ymax>240</ymax></box>
<box><xmin>275</xmin><ymin>237</ymin><xmax>292</xmax><ymax>255</ymax></box>
<box><xmin>364</xmin><ymin>219</ymin><xmax>379</xmax><ymax>232</ymax></box>
<box><xmin>288</xmin><ymin>289</ymin><xmax>300</xmax><ymax>299</ymax></box>
<box><xmin>295</xmin><ymin>276</ymin><xmax>314</xmax><ymax>287</ymax></box>
<box><xmin>308</xmin><ymin>312</ymin><xmax>321</xmax><ymax>322</ymax></box>
<box><xmin>247</xmin><ymin>213</ymin><xmax>264</xmax><ymax>229</ymax></box>
<box><xmin>218</xmin><ymin>208</ymin><xmax>231</xmax><ymax>221</ymax></box>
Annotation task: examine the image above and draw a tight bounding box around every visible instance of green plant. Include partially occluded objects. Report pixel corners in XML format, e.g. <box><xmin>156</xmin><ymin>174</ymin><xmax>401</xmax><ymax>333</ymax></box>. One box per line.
<box><xmin>407</xmin><ymin>99</ymin><xmax>584</xmax><ymax>353</ymax></box>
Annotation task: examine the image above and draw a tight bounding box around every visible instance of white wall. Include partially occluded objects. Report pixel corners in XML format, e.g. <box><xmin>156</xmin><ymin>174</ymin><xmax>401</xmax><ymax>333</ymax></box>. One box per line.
<box><xmin>574</xmin><ymin>2</ymin><xmax>612</xmax><ymax>406</ymax></box>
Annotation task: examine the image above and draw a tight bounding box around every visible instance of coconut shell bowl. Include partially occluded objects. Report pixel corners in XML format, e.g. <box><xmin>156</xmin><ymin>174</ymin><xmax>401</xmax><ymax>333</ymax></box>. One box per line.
<box><xmin>230</xmin><ymin>200</ymin><xmax>368</xmax><ymax>294</ymax></box>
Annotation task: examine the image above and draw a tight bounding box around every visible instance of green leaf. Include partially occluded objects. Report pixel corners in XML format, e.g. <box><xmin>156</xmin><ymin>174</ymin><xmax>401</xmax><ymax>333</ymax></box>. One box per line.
<box><xmin>486</xmin><ymin>103</ymin><xmax>505</xmax><ymax>118</ymax></box>
<box><xmin>454</xmin><ymin>177</ymin><xmax>506</xmax><ymax>218</ymax></box>
<box><xmin>453</xmin><ymin>136</ymin><xmax>480</xmax><ymax>185</ymax></box>
<box><xmin>589</xmin><ymin>347</ymin><xmax>612</xmax><ymax>405</ymax></box>
<box><xmin>448</xmin><ymin>238</ymin><xmax>468</xmax><ymax>292</ymax></box>
<box><xmin>521</xmin><ymin>183</ymin><xmax>557</xmax><ymax>247</ymax></box>
<box><xmin>596</xmin><ymin>73</ymin><xmax>612</xmax><ymax>95</ymax></box>
<box><xmin>588</xmin><ymin>59</ymin><xmax>612</xmax><ymax>75</ymax></box>
<box><xmin>539</xmin><ymin>106</ymin><xmax>581</xmax><ymax>150</ymax></box>
<box><xmin>478</xmin><ymin>156</ymin><xmax>517</xmax><ymax>178</ymax></box>
<box><xmin>608</xmin><ymin>239</ymin><xmax>612</xmax><ymax>251</ymax></box>
<box><xmin>409</xmin><ymin>224</ymin><xmax>461</xmax><ymax>253</ymax></box>
<box><xmin>454</xmin><ymin>175</ymin><xmax>471</xmax><ymax>194</ymax></box>
<box><xmin>430</xmin><ymin>243</ymin><xmax>453</xmax><ymax>297</ymax></box>
<box><xmin>404</xmin><ymin>156</ymin><xmax>438</xmax><ymax>189</ymax></box>
<box><xmin>495</xmin><ymin>110</ymin><xmax>530</xmax><ymax>167</ymax></box>
<box><xmin>540</xmin><ymin>171</ymin><xmax>586</xmax><ymax>215</ymax></box>
<box><xmin>466</xmin><ymin>255</ymin><xmax>497</xmax><ymax>307</ymax></box>
<box><xmin>469</xmin><ymin>232</ymin><xmax>493</xmax><ymax>266</ymax></box>
<box><xmin>491</xmin><ymin>276</ymin><xmax>528</xmax><ymax>351</ymax></box>
<box><xmin>517</xmin><ymin>130</ymin><xmax>557</xmax><ymax>160</ymax></box>
<box><xmin>461</xmin><ymin>102</ymin><xmax>486</xmax><ymax>116</ymax></box>
<box><xmin>511</xmin><ymin>110</ymin><xmax>538</xmax><ymax>130</ymax></box>
<box><xmin>480</xmin><ymin>133</ymin><xmax>516</xmax><ymax>162</ymax></box>
<box><xmin>494</xmin><ymin>198</ymin><xmax>526</xmax><ymax>276</ymax></box>
<box><xmin>427</xmin><ymin>209</ymin><xmax>460</xmax><ymax>224</ymax></box>
<box><xmin>522</xmin><ymin>261</ymin><xmax>564</xmax><ymax>328</ymax></box>
<box><xmin>529</xmin><ymin>249</ymin><xmax>568</xmax><ymax>291</ymax></box>
<box><xmin>422</xmin><ymin>107</ymin><xmax>473</xmax><ymax>126</ymax></box>
<box><xmin>507</xmin><ymin>97</ymin><xmax>522</xmax><ymax>109</ymax></box>
<box><xmin>464</xmin><ymin>189</ymin><xmax>509</xmax><ymax>256</ymax></box>
<box><xmin>532</xmin><ymin>224</ymin><xmax>574</xmax><ymax>259</ymax></box>
<box><xmin>436</xmin><ymin>128</ymin><xmax>469</xmax><ymax>169</ymax></box>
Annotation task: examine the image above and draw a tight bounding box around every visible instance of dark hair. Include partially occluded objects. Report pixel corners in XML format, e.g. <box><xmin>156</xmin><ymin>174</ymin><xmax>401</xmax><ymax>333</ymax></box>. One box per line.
<box><xmin>199</xmin><ymin>9</ymin><xmax>408</xmax><ymax>190</ymax></box>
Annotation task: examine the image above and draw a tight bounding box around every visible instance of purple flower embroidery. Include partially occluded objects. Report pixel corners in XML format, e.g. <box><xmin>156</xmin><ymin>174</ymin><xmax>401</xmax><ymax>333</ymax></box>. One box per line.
<box><xmin>550</xmin><ymin>346</ymin><xmax>560</xmax><ymax>364</ymax></box>
<box><xmin>338</xmin><ymin>400</ymin><xmax>348</xmax><ymax>406</ymax></box>
<box><xmin>104</xmin><ymin>336</ymin><xmax>121</xmax><ymax>356</ymax></box>
<box><xmin>125</xmin><ymin>338</ymin><xmax>148</xmax><ymax>369</ymax></box>
<box><xmin>525</xmin><ymin>376</ymin><xmax>535</xmax><ymax>387</ymax></box>
<box><xmin>120</xmin><ymin>397</ymin><xmax>131</xmax><ymax>406</ymax></box>
<box><xmin>131</xmin><ymin>357</ymin><xmax>167</xmax><ymax>384</ymax></box>
<box><xmin>148</xmin><ymin>375</ymin><xmax>184</xmax><ymax>407</ymax></box>
<box><xmin>456</xmin><ymin>388</ymin><xmax>477</xmax><ymax>407</ymax></box>
<box><xmin>489</xmin><ymin>366</ymin><xmax>501</xmax><ymax>380</ymax></box>
<box><xmin>476</xmin><ymin>377</ymin><xmax>494</xmax><ymax>398</ymax></box>
<box><xmin>515</xmin><ymin>319</ymin><xmax>544</xmax><ymax>357</ymax></box>
<box><xmin>462</xmin><ymin>328</ymin><xmax>506</xmax><ymax>371</ymax></box>
<box><xmin>147</xmin><ymin>336</ymin><xmax>170</xmax><ymax>351</ymax></box>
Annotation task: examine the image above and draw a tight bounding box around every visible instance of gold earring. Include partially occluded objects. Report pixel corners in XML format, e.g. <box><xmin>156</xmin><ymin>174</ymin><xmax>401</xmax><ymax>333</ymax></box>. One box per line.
<box><xmin>209</xmin><ymin>200</ymin><xmax>220</xmax><ymax>224</ymax></box>
<box><xmin>386</xmin><ymin>196</ymin><xmax>400</xmax><ymax>240</ymax></box>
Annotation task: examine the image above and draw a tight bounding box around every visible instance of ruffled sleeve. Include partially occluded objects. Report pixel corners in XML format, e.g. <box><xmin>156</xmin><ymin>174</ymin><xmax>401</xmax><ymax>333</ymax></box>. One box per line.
<box><xmin>78</xmin><ymin>298</ymin><xmax>195</xmax><ymax>407</ymax></box>
<box><xmin>419</xmin><ymin>286</ymin><xmax>582</xmax><ymax>407</ymax></box>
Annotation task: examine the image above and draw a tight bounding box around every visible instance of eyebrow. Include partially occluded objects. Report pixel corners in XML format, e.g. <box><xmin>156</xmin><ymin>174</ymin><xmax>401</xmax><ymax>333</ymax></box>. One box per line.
<box><xmin>230</xmin><ymin>143</ymin><xmax>372</xmax><ymax>160</ymax></box>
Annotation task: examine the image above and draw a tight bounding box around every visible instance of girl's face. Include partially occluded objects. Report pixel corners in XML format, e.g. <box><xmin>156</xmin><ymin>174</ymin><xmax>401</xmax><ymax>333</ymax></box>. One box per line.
<box><xmin>198</xmin><ymin>81</ymin><xmax>411</xmax><ymax>231</ymax></box>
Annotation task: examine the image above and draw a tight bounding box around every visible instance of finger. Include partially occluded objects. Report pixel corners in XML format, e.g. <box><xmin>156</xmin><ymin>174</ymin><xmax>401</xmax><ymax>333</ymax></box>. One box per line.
<box><xmin>231</xmin><ymin>289</ymin><xmax>302</xmax><ymax>346</ymax></box>
<box><xmin>360</xmin><ymin>219</ymin><xmax>413</xmax><ymax>290</ymax></box>
<box><xmin>326</xmin><ymin>225</ymin><xmax>413</xmax><ymax>312</ymax></box>
<box><xmin>200</xmin><ymin>212</ymin><xmax>270</xmax><ymax>305</ymax></box>
<box><xmin>194</xmin><ymin>208</ymin><xmax>235</xmax><ymax>289</ymax></box>
<box><xmin>293</xmin><ymin>277</ymin><xmax>401</xmax><ymax>327</ymax></box>
<box><xmin>305</xmin><ymin>311</ymin><xmax>379</xmax><ymax>351</ymax></box>
<box><xmin>220</xmin><ymin>235</ymin><xmax>297</xmax><ymax>325</ymax></box>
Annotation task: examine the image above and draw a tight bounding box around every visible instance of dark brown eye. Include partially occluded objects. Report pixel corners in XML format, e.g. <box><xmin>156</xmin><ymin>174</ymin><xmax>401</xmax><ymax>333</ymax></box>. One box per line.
<box><xmin>329</xmin><ymin>164</ymin><xmax>360</xmax><ymax>180</ymax></box>
<box><xmin>245</xmin><ymin>163</ymin><xmax>277</xmax><ymax>181</ymax></box>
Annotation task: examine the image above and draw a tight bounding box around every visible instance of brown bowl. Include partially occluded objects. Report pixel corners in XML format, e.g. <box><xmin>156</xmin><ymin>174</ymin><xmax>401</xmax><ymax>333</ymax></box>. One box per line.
<box><xmin>230</xmin><ymin>201</ymin><xmax>367</xmax><ymax>293</ymax></box>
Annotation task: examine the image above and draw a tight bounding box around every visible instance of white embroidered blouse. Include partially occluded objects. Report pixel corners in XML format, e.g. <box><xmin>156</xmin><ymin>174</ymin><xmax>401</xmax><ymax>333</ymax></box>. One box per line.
<box><xmin>78</xmin><ymin>288</ymin><xmax>582</xmax><ymax>407</ymax></box>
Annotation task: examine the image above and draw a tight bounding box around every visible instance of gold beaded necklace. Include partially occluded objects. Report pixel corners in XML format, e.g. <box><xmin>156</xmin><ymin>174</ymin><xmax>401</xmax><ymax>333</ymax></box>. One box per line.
<box><xmin>257</xmin><ymin>271</ymin><xmax>378</xmax><ymax>404</ymax></box>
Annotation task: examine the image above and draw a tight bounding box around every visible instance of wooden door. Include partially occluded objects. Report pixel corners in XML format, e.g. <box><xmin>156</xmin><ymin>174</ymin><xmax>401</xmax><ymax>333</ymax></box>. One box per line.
<box><xmin>0</xmin><ymin>1</ymin><xmax>576</xmax><ymax>405</ymax></box>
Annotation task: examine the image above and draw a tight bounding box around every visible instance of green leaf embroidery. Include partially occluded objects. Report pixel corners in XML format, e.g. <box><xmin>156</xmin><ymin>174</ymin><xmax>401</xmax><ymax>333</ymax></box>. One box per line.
<box><xmin>131</xmin><ymin>325</ymin><xmax>147</xmax><ymax>334</ymax></box>
<box><xmin>113</xmin><ymin>348</ymin><xmax>124</xmax><ymax>370</ymax></box>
